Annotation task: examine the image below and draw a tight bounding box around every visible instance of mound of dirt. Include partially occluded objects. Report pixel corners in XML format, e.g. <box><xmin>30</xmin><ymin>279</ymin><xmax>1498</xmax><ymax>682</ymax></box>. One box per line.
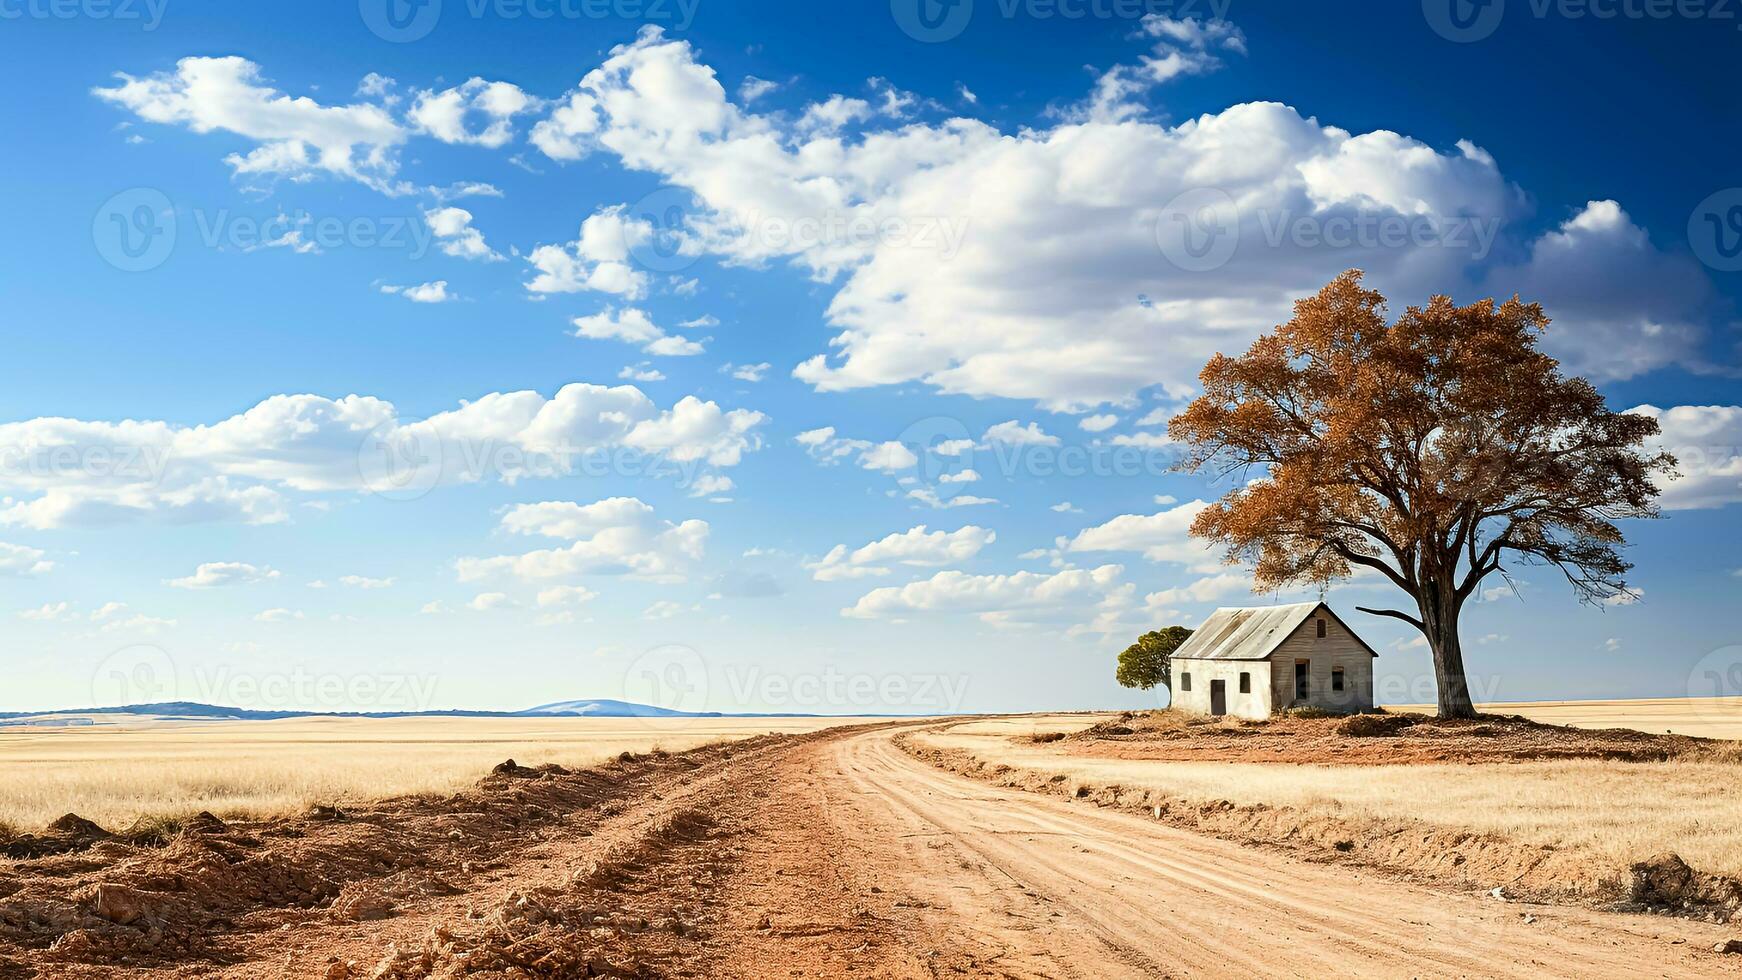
<box><xmin>1063</xmin><ymin>710</ymin><xmax>1725</xmax><ymax>765</ymax></box>
<box><xmin>1629</xmin><ymin>854</ymin><xmax>1742</xmax><ymax>920</ymax></box>
<box><xmin>0</xmin><ymin>732</ymin><xmax>812</xmax><ymax>972</ymax></box>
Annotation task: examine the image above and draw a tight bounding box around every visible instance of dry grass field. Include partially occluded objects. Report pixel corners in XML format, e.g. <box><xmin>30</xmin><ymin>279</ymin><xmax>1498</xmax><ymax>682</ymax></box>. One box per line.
<box><xmin>914</xmin><ymin>698</ymin><xmax>1742</xmax><ymax>887</ymax></box>
<box><xmin>0</xmin><ymin>713</ymin><xmax>876</xmax><ymax>833</ymax></box>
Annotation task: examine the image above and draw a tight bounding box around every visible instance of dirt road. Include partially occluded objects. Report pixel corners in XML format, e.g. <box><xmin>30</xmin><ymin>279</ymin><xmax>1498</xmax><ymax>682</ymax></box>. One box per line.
<box><xmin>4</xmin><ymin>723</ymin><xmax>1736</xmax><ymax>978</ymax></box>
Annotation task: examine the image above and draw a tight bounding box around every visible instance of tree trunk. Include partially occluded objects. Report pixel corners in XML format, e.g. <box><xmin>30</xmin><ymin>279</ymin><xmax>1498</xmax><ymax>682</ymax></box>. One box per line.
<box><xmin>1422</xmin><ymin>589</ymin><xmax>1478</xmax><ymax>719</ymax></box>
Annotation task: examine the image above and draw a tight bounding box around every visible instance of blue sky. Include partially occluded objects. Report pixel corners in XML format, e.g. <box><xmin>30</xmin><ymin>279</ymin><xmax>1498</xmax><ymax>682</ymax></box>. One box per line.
<box><xmin>1</xmin><ymin>0</ymin><xmax>1739</xmax><ymax>715</ymax></box>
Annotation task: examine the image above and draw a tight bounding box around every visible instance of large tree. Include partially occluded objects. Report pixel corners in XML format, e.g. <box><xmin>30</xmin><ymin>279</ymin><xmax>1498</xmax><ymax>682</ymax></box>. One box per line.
<box><xmin>1116</xmin><ymin>626</ymin><xmax>1193</xmax><ymax>691</ymax></box>
<box><xmin>1168</xmin><ymin>271</ymin><xmax>1675</xmax><ymax>719</ymax></box>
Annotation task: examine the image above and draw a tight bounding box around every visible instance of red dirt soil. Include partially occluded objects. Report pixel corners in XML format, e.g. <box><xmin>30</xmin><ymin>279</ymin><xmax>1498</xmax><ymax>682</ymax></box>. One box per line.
<box><xmin>1057</xmin><ymin>709</ymin><xmax>1742</xmax><ymax>765</ymax></box>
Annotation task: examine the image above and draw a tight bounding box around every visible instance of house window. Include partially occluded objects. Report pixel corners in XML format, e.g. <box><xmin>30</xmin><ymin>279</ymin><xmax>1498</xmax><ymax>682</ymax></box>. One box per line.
<box><xmin>1332</xmin><ymin>667</ymin><xmax>1346</xmax><ymax>692</ymax></box>
<box><xmin>1239</xmin><ymin>672</ymin><xmax>1251</xmax><ymax>694</ymax></box>
<box><xmin>1317</xmin><ymin>618</ymin><xmax>1328</xmax><ymax>638</ymax></box>
<box><xmin>1180</xmin><ymin>672</ymin><xmax>1192</xmax><ymax>692</ymax></box>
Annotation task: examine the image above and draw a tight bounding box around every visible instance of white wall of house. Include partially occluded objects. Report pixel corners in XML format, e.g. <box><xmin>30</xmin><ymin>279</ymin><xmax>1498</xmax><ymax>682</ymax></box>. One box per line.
<box><xmin>1171</xmin><ymin>658</ymin><xmax>1272</xmax><ymax>721</ymax></box>
<box><xmin>1267</xmin><ymin>613</ymin><xmax>1374</xmax><ymax>713</ymax></box>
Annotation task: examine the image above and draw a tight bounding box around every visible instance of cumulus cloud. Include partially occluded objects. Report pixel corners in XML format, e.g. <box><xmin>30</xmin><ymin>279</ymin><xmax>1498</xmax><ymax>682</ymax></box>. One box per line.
<box><xmin>809</xmin><ymin>524</ymin><xmax>995</xmax><ymax>581</ymax></box>
<box><xmin>424</xmin><ymin>206</ymin><xmax>500</xmax><ymax>261</ymax></box>
<box><xmin>1143</xmin><ymin>571</ymin><xmax>1251</xmax><ymax>609</ymax></box>
<box><xmin>983</xmin><ymin>421</ymin><xmax>1059</xmax><ymax>447</ymax></box>
<box><xmin>1633</xmin><ymin>405</ymin><xmax>1742</xmax><ymax>509</ymax></box>
<box><xmin>842</xmin><ymin>563</ymin><xmax>1133</xmax><ymax>631</ymax></box>
<box><xmin>525</xmin><ymin>206</ymin><xmax>655</xmax><ymax>298</ymax></box>
<box><xmin>1064</xmin><ymin>499</ymin><xmax>1219</xmax><ymax>567</ymax></box>
<box><xmin>1080</xmin><ymin>15</ymin><xmax>1248</xmax><ymax>122</ymax></box>
<box><xmin>520</xmin><ymin>27</ymin><xmax>1707</xmax><ymax>412</ymax></box>
<box><xmin>166</xmin><ymin>561</ymin><xmax>280</xmax><ymax>589</ymax></box>
<box><xmin>381</xmin><ymin>280</ymin><xmax>455</xmax><ymax>303</ymax></box>
<box><xmin>456</xmin><ymin>497</ymin><xmax>708</xmax><ymax>583</ymax></box>
<box><xmin>338</xmin><ymin>575</ymin><xmax>395</xmax><ymax>589</ymax></box>
<box><xmin>793</xmin><ymin>427</ymin><xmax>916</xmax><ymax>473</ymax></box>
<box><xmin>0</xmin><ymin>384</ymin><xmax>766</xmax><ymax>529</ymax></box>
<box><xmin>407</xmin><ymin>78</ymin><xmax>537</xmax><ymax>148</ymax></box>
<box><xmin>572</xmin><ymin>308</ymin><xmax>704</xmax><ymax>356</ymax></box>
<box><xmin>0</xmin><ymin>541</ymin><xmax>52</xmax><ymax>576</ymax></box>
<box><xmin>1483</xmin><ymin>201</ymin><xmax>1711</xmax><ymax>381</ymax></box>
<box><xmin>93</xmin><ymin>56</ymin><xmax>409</xmax><ymax>193</ymax></box>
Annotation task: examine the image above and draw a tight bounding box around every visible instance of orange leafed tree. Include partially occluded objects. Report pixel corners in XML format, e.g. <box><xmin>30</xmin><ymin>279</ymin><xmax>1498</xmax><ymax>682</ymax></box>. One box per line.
<box><xmin>1168</xmin><ymin>271</ymin><xmax>1676</xmax><ymax>719</ymax></box>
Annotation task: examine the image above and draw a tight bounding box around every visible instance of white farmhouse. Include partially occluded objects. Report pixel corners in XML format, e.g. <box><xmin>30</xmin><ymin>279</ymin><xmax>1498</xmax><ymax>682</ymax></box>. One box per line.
<box><xmin>1169</xmin><ymin>602</ymin><xmax>1377</xmax><ymax>720</ymax></box>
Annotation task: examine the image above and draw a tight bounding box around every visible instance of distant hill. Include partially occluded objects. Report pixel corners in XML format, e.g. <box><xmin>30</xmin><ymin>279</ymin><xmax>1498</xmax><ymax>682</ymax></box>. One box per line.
<box><xmin>522</xmin><ymin>699</ymin><xmax>721</xmax><ymax>718</ymax></box>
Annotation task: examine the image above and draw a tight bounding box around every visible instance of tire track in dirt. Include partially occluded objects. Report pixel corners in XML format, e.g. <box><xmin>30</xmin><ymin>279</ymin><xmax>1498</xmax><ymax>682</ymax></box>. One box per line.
<box><xmin>855</xmin><ymin>724</ymin><xmax>1739</xmax><ymax>979</ymax></box>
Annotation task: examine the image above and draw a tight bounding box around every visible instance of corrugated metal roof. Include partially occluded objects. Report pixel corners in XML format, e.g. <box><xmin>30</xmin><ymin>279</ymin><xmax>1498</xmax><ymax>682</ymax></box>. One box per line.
<box><xmin>1171</xmin><ymin>602</ymin><xmax>1325</xmax><ymax>662</ymax></box>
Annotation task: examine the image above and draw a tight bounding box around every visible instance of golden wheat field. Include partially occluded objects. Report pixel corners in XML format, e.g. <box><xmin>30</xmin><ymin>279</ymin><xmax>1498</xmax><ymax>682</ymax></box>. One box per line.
<box><xmin>0</xmin><ymin>714</ymin><xmax>877</xmax><ymax>833</ymax></box>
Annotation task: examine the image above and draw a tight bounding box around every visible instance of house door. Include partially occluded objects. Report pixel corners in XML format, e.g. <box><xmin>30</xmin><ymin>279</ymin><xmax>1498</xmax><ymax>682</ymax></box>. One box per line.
<box><xmin>1295</xmin><ymin>661</ymin><xmax>1310</xmax><ymax>701</ymax></box>
<box><xmin>1210</xmin><ymin>679</ymin><xmax>1227</xmax><ymax>717</ymax></box>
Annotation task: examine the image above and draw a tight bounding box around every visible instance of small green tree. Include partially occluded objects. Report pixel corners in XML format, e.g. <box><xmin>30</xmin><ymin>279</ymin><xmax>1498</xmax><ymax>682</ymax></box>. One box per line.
<box><xmin>1116</xmin><ymin>627</ymin><xmax>1194</xmax><ymax>691</ymax></box>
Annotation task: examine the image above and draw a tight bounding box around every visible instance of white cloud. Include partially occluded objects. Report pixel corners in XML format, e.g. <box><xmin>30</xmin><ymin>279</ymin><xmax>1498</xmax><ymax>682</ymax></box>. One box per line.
<box><xmin>0</xmin><ymin>384</ymin><xmax>766</xmax><ymax>529</ymax></box>
<box><xmin>643</xmin><ymin>599</ymin><xmax>684</xmax><ymax>620</ymax></box>
<box><xmin>524</xmin><ymin>206</ymin><xmax>654</xmax><ymax>298</ymax></box>
<box><xmin>618</xmin><ymin>362</ymin><xmax>666</xmax><ymax>382</ymax></box>
<box><xmin>1066</xmin><ymin>499</ymin><xmax>1218</xmax><ymax>567</ymax></box>
<box><xmin>842</xmin><ymin>563</ymin><xmax>1132</xmax><ymax>631</ymax></box>
<box><xmin>338</xmin><ymin>575</ymin><xmax>395</xmax><ymax>589</ymax></box>
<box><xmin>0</xmin><ymin>541</ymin><xmax>52</xmax><ymax>576</ymax></box>
<box><xmin>166</xmin><ymin>561</ymin><xmax>280</xmax><ymax>589</ymax></box>
<box><xmin>408</xmin><ymin>78</ymin><xmax>537</xmax><ymax>148</ymax></box>
<box><xmin>859</xmin><ymin>441</ymin><xmax>919</xmax><ymax>473</ymax></box>
<box><xmin>725</xmin><ymin>362</ymin><xmax>772</xmax><ymax>382</ymax></box>
<box><xmin>907</xmin><ymin>487</ymin><xmax>999</xmax><ymax>510</ymax></box>
<box><xmin>984</xmin><ymin>421</ymin><xmax>1059</xmax><ymax>447</ymax></box>
<box><xmin>1079</xmin><ymin>414</ymin><xmax>1119</xmax><ymax>433</ymax></box>
<box><xmin>1143</xmin><ymin>571</ymin><xmax>1250</xmax><ymax>608</ymax></box>
<box><xmin>809</xmin><ymin>524</ymin><xmax>995</xmax><ymax>581</ymax></box>
<box><xmin>1604</xmin><ymin>588</ymin><xmax>1644</xmax><ymax>607</ymax></box>
<box><xmin>537</xmin><ymin>584</ymin><xmax>598</xmax><ymax>607</ymax></box>
<box><xmin>794</xmin><ymin>427</ymin><xmax>917</xmax><ymax>473</ymax></box>
<box><xmin>94</xmin><ymin>56</ymin><xmax>409</xmax><ymax>193</ymax></box>
<box><xmin>469</xmin><ymin>592</ymin><xmax>514</xmax><ymax>612</ymax></box>
<box><xmin>1483</xmin><ymin>201</ymin><xmax>1710</xmax><ymax>381</ymax></box>
<box><xmin>254</xmin><ymin>608</ymin><xmax>304</xmax><ymax>623</ymax></box>
<box><xmin>1632</xmin><ymin>405</ymin><xmax>1742</xmax><ymax>510</ymax></box>
<box><xmin>689</xmin><ymin>474</ymin><xmax>734</xmax><ymax>497</ymax></box>
<box><xmin>572</xmin><ymin>308</ymin><xmax>704</xmax><ymax>356</ymax></box>
<box><xmin>381</xmin><ymin>280</ymin><xmax>455</xmax><ymax>303</ymax></box>
<box><xmin>524</xmin><ymin>29</ymin><xmax>1696</xmax><ymax>413</ymax></box>
<box><xmin>424</xmin><ymin>206</ymin><xmax>500</xmax><ymax>261</ymax></box>
<box><xmin>1081</xmin><ymin>15</ymin><xmax>1247</xmax><ymax>122</ymax></box>
<box><xmin>938</xmin><ymin>469</ymin><xmax>979</xmax><ymax>483</ymax></box>
<box><xmin>739</xmin><ymin>76</ymin><xmax>780</xmax><ymax>102</ymax></box>
<box><xmin>19</xmin><ymin>601</ymin><xmax>75</xmax><ymax>621</ymax></box>
<box><xmin>457</xmin><ymin>497</ymin><xmax>708</xmax><ymax>584</ymax></box>
<box><xmin>1051</xmin><ymin>502</ymin><xmax>1083</xmax><ymax>514</ymax></box>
